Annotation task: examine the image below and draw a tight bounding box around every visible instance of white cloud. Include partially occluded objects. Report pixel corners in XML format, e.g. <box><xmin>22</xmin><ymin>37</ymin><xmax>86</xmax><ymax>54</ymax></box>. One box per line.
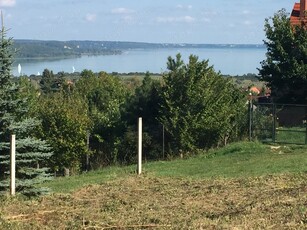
<box><xmin>111</xmin><ymin>8</ymin><xmax>135</xmax><ymax>14</ymax></box>
<box><xmin>243</xmin><ymin>20</ymin><xmax>252</xmax><ymax>25</ymax></box>
<box><xmin>242</xmin><ymin>10</ymin><xmax>250</xmax><ymax>15</ymax></box>
<box><xmin>0</xmin><ymin>0</ymin><xmax>16</xmax><ymax>7</ymax></box>
<box><xmin>182</xmin><ymin>16</ymin><xmax>195</xmax><ymax>22</ymax></box>
<box><xmin>85</xmin><ymin>14</ymin><xmax>97</xmax><ymax>22</ymax></box>
<box><xmin>176</xmin><ymin>4</ymin><xmax>192</xmax><ymax>10</ymax></box>
<box><xmin>156</xmin><ymin>16</ymin><xmax>195</xmax><ymax>23</ymax></box>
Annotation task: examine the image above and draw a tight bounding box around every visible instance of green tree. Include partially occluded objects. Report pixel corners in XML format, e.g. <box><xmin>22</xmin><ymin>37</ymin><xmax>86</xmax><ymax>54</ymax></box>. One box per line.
<box><xmin>18</xmin><ymin>77</ymin><xmax>40</xmax><ymax>113</ymax></box>
<box><xmin>40</xmin><ymin>69</ymin><xmax>64</xmax><ymax>94</ymax></box>
<box><xmin>159</xmin><ymin>54</ymin><xmax>246</xmax><ymax>154</ymax></box>
<box><xmin>258</xmin><ymin>9</ymin><xmax>307</xmax><ymax>104</ymax></box>
<box><xmin>40</xmin><ymin>69</ymin><xmax>54</xmax><ymax>94</ymax></box>
<box><xmin>36</xmin><ymin>92</ymin><xmax>91</xmax><ymax>174</ymax></box>
<box><xmin>125</xmin><ymin>72</ymin><xmax>162</xmax><ymax>125</ymax></box>
<box><xmin>75</xmin><ymin>70</ymin><xmax>129</xmax><ymax>166</ymax></box>
<box><xmin>0</xmin><ymin>25</ymin><xmax>53</xmax><ymax>196</ymax></box>
<box><xmin>121</xmin><ymin>72</ymin><xmax>163</xmax><ymax>162</ymax></box>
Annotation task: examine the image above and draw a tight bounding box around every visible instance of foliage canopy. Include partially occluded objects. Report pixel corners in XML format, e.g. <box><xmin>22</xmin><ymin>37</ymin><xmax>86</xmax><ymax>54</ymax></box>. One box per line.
<box><xmin>159</xmin><ymin>54</ymin><xmax>246</xmax><ymax>153</ymax></box>
<box><xmin>258</xmin><ymin>9</ymin><xmax>307</xmax><ymax>104</ymax></box>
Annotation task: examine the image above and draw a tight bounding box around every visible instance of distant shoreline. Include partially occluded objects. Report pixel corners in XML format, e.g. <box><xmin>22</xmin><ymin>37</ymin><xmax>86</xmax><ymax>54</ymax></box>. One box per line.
<box><xmin>13</xmin><ymin>39</ymin><xmax>266</xmax><ymax>59</ymax></box>
<box><xmin>12</xmin><ymin>46</ymin><xmax>265</xmax><ymax>76</ymax></box>
<box><xmin>13</xmin><ymin>39</ymin><xmax>265</xmax><ymax>47</ymax></box>
<box><xmin>14</xmin><ymin>52</ymin><xmax>123</xmax><ymax>61</ymax></box>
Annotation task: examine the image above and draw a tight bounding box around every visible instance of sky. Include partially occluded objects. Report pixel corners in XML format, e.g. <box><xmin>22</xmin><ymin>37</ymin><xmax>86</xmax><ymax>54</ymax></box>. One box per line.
<box><xmin>0</xmin><ymin>0</ymin><xmax>295</xmax><ymax>44</ymax></box>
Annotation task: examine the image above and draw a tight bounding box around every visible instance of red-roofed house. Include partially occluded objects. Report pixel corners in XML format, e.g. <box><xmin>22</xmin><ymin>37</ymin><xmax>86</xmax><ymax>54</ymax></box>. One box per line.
<box><xmin>290</xmin><ymin>0</ymin><xmax>307</xmax><ymax>26</ymax></box>
<box><xmin>249</xmin><ymin>86</ymin><xmax>260</xmax><ymax>95</ymax></box>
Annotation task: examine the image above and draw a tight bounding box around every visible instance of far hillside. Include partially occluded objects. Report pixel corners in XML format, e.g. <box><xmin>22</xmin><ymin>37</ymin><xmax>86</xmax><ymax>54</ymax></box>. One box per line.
<box><xmin>12</xmin><ymin>39</ymin><xmax>264</xmax><ymax>59</ymax></box>
<box><xmin>13</xmin><ymin>40</ymin><xmax>122</xmax><ymax>58</ymax></box>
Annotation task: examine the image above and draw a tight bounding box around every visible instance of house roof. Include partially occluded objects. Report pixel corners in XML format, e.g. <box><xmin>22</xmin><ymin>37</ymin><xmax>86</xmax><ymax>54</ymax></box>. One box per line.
<box><xmin>290</xmin><ymin>0</ymin><xmax>307</xmax><ymax>26</ymax></box>
<box><xmin>250</xmin><ymin>86</ymin><xmax>260</xmax><ymax>95</ymax></box>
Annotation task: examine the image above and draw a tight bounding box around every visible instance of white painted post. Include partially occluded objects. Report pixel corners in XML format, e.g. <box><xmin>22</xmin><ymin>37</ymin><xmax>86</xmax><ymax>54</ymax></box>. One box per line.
<box><xmin>86</xmin><ymin>131</ymin><xmax>90</xmax><ymax>171</ymax></box>
<box><xmin>138</xmin><ymin>117</ymin><xmax>142</xmax><ymax>175</ymax></box>
<box><xmin>10</xmin><ymin>134</ymin><xmax>16</xmax><ymax>196</ymax></box>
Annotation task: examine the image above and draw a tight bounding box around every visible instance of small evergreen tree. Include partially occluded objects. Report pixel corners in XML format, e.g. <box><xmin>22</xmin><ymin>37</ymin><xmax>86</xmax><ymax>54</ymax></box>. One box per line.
<box><xmin>0</xmin><ymin>22</ymin><xmax>53</xmax><ymax>196</ymax></box>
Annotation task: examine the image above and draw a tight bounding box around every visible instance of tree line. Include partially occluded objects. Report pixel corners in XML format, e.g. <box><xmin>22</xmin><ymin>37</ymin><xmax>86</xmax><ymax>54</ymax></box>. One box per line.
<box><xmin>13</xmin><ymin>40</ymin><xmax>121</xmax><ymax>59</ymax></box>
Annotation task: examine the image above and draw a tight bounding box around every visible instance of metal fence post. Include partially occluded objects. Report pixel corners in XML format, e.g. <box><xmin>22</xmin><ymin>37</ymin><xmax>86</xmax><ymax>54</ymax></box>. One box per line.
<box><xmin>162</xmin><ymin>124</ymin><xmax>165</xmax><ymax>159</ymax></box>
<box><xmin>272</xmin><ymin>104</ymin><xmax>276</xmax><ymax>143</ymax></box>
<box><xmin>248</xmin><ymin>93</ymin><xmax>252</xmax><ymax>141</ymax></box>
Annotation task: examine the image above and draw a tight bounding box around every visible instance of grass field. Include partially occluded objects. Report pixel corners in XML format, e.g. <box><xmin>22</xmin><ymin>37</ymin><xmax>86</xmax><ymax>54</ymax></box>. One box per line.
<box><xmin>0</xmin><ymin>141</ymin><xmax>306</xmax><ymax>229</ymax></box>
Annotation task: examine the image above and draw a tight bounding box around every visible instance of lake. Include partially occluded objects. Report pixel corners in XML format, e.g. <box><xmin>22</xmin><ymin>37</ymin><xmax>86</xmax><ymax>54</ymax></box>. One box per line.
<box><xmin>12</xmin><ymin>47</ymin><xmax>266</xmax><ymax>76</ymax></box>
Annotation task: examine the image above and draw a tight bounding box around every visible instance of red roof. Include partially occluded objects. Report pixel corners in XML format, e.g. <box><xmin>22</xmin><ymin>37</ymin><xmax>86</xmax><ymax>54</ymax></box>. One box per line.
<box><xmin>290</xmin><ymin>0</ymin><xmax>307</xmax><ymax>26</ymax></box>
<box><xmin>250</xmin><ymin>86</ymin><xmax>260</xmax><ymax>95</ymax></box>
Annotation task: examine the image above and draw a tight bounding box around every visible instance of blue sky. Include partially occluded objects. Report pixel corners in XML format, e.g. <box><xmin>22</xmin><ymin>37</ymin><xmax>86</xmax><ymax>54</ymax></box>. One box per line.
<box><xmin>1</xmin><ymin>0</ymin><xmax>294</xmax><ymax>44</ymax></box>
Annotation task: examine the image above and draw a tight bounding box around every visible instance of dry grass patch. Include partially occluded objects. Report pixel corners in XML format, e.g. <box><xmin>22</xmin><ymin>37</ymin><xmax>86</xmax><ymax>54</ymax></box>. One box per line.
<box><xmin>0</xmin><ymin>173</ymin><xmax>306</xmax><ymax>229</ymax></box>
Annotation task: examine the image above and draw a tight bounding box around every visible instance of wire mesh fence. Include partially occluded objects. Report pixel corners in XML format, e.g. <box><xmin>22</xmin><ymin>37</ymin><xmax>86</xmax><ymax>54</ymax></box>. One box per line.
<box><xmin>250</xmin><ymin>102</ymin><xmax>307</xmax><ymax>145</ymax></box>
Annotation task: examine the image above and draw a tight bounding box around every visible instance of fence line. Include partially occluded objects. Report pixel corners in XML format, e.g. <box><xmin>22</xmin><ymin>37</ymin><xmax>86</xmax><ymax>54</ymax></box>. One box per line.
<box><xmin>249</xmin><ymin>103</ymin><xmax>307</xmax><ymax>145</ymax></box>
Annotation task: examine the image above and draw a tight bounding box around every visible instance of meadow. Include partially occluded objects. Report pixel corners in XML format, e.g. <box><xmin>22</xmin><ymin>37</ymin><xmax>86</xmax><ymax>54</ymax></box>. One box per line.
<box><xmin>0</xmin><ymin>141</ymin><xmax>306</xmax><ymax>229</ymax></box>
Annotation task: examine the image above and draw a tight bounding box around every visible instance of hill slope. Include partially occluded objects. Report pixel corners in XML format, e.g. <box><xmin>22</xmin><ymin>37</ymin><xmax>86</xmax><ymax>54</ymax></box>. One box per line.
<box><xmin>0</xmin><ymin>142</ymin><xmax>306</xmax><ymax>229</ymax></box>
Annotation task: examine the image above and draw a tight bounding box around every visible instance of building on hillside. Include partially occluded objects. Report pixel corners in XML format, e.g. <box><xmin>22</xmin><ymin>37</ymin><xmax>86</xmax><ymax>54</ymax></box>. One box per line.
<box><xmin>290</xmin><ymin>0</ymin><xmax>307</xmax><ymax>26</ymax></box>
<box><xmin>247</xmin><ymin>86</ymin><xmax>272</xmax><ymax>103</ymax></box>
<box><xmin>249</xmin><ymin>86</ymin><xmax>260</xmax><ymax>95</ymax></box>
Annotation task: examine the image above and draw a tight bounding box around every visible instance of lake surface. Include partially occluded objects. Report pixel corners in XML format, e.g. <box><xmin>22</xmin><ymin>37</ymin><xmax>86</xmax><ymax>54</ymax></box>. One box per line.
<box><xmin>13</xmin><ymin>47</ymin><xmax>266</xmax><ymax>76</ymax></box>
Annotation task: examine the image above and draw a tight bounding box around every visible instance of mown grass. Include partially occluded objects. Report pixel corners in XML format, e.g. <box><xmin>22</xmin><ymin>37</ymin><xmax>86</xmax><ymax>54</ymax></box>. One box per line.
<box><xmin>1</xmin><ymin>174</ymin><xmax>306</xmax><ymax>229</ymax></box>
<box><xmin>0</xmin><ymin>141</ymin><xmax>306</xmax><ymax>229</ymax></box>
<box><xmin>145</xmin><ymin>141</ymin><xmax>307</xmax><ymax>179</ymax></box>
<box><xmin>45</xmin><ymin>141</ymin><xmax>307</xmax><ymax>193</ymax></box>
<box><xmin>44</xmin><ymin>165</ymin><xmax>135</xmax><ymax>193</ymax></box>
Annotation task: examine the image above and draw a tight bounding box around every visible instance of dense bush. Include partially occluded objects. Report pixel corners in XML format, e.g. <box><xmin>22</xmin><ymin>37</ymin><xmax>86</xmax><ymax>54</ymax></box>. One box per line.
<box><xmin>159</xmin><ymin>54</ymin><xmax>247</xmax><ymax>154</ymax></box>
